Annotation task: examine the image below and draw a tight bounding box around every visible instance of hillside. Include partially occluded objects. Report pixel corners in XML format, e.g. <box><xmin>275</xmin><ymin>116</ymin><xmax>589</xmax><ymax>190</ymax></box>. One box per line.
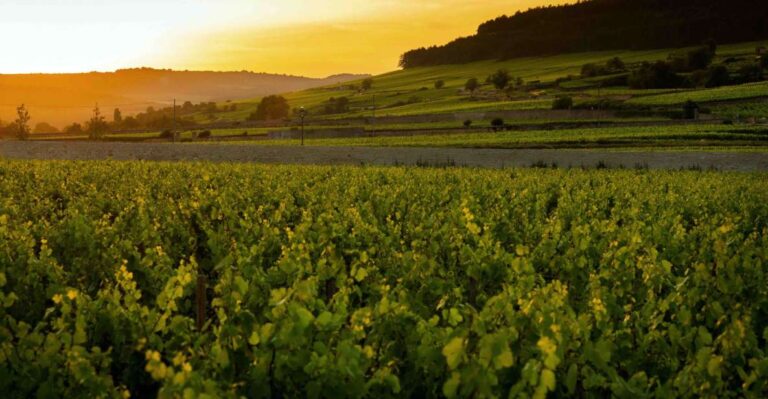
<box><xmin>400</xmin><ymin>0</ymin><xmax>768</xmax><ymax>68</ymax></box>
<box><xmin>0</xmin><ymin>69</ymin><xmax>367</xmax><ymax>128</ymax></box>
<box><xmin>196</xmin><ymin>41</ymin><xmax>766</xmax><ymax>124</ymax></box>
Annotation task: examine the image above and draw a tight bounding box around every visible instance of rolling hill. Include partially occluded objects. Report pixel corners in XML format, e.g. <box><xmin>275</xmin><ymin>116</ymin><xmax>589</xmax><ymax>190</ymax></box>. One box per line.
<box><xmin>400</xmin><ymin>0</ymin><xmax>768</xmax><ymax>68</ymax></box>
<box><xmin>0</xmin><ymin>69</ymin><xmax>368</xmax><ymax>128</ymax></box>
<box><xmin>194</xmin><ymin>41</ymin><xmax>767</xmax><ymax>124</ymax></box>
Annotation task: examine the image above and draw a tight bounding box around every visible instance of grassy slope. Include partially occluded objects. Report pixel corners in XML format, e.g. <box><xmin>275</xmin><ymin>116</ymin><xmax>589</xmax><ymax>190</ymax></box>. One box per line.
<box><xmin>198</xmin><ymin>41</ymin><xmax>764</xmax><ymax>123</ymax></box>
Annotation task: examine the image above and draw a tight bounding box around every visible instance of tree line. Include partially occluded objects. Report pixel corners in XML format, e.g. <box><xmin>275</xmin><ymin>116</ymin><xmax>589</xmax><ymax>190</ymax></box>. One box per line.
<box><xmin>400</xmin><ymin>0</ymin><xmax>768</xmax><ymax>68</ymax></box>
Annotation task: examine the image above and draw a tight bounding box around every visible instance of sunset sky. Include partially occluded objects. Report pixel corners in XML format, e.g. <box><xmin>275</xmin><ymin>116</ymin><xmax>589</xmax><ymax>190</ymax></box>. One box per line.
<box><xmin>0</xmin><ymin>1</ymin><xmax>565</xmax><ymax>77</ymax></box>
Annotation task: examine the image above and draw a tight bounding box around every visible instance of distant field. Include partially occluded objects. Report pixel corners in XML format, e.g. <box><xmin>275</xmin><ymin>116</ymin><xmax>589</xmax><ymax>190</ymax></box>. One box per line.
<box><xmin>210</xmin><ymin>124</ymin><xmax>768</xmax><ymax>149</ymax></box>
<box><xmin>23</xmin><ymin>41</ymin><xmax>768</xmax><ymax>152</ymax></box>
<box><xmin>710</xmin><ymin>102</ymin><xmax>768</xmax><ymax>120</ymax></box>
<box><xmin>626</xmin><ymin>82</ymin><xmax>768</xmax><ymax>106</ymax></box>
<box><xmin>197</xmin><ymin>41</ymin><xmax>765</xmax><ymax>123</ymax></box>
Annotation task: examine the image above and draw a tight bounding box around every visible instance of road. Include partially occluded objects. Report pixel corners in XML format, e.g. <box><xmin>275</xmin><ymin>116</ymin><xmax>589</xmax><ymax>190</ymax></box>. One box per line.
<box><xmin>1</xmin><ymin>140</ymin><xmax>767</xmax><ymax>171</ymax></box>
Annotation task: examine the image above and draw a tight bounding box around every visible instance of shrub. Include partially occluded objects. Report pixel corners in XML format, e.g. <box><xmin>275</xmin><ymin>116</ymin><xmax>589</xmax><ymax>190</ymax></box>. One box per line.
<box><xmin>488</xmin><ymin>69</ymin><xmax>511</xmax><ymax>90</ymax></box>
<box><xmin>704</xmin><ymin>65</ymin><xmax>730</xmax><ymax>87</ymax></box>
<box><xmin>464</xmin><ymin>78</ymin><xmax>479</xmax><ymax>94</ymax></box>
<box><xmin>248</xmin><ymin>95</ymin><xmax>290</xmax><ymax>121</ymax></box>
<box><xmin>159</xmin><ymin>130</ymin><xmax>173</xmax><ymax>139</ymax></box>
<box><xmin>552</xmin><ymin>96</ymin><xmax>574</xmax><ymax>110</ymax></box>
<box><xmin>434</xmin><ymin>80</ymin><xmax>445</xmax><ymax>89</ymax></box>
<box><xmin>606</xmin><ymin>57</ymin><xmax>626</xmax><ymax>71</ymax></box>
<box><xmin>683</xmin><ymin>100</ymin><xmax>700</xmax><ymax>119</ymax></box>
<box><xmin>737</xmin><ymin>63</ymin><xmax>764</xmax><ymax>83</ymax></box>
<box><xmin>581</xmin><ymin>63</ymin><xmax>604</xmax><ymax>78</ymax></box>
<box><xmin>581</xmin><ymin>58</ymin><xmax>626</xmax><ymax>78</ymax></box>
<box><xmin>491</xmin><ymin>118</ymin><xmax>505</xmax><ymax>128</ymax></box>
<box><xmin>323</xmin><ymin>97</ymin><xmax>351</xmax><ymax>114</ymax></box>
<box><xmin>629</xmin><ymin>61</ymin><xmax>687</xmax><ymax>89</ymax></box>
<box><xmin>463</xmin><ymin>120</ymin><xmax>472</xmax><ymax>128</ymax></box>
<box><xmin>198</xmin><ymin>130</ymin><xmax>211</xmax><ymax>139</ymax></box>
<box><xmin>686</xmin><ymin>46</ymin><xmax>715</xmax><ymax>70</ymax></box>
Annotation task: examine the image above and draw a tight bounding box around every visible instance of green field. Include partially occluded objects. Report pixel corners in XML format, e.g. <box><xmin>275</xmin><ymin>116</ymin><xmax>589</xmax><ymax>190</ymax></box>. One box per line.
<box><xmin>1</xmin><ymin>161</ymin><xmax>766</xmax><ymax>397</ymax></box>
<box><xmin>209</xmin><ymin>124</ymin><xmax>768</xmax><ymax>149</ymax></box>
<box><xmin>25</xmin><ymin>40</ymin><xmax>768</xmax><ymax>151</ymax></box>
<box><xmin>134</xmin><ymin>40</ymin><xmax>768</xmax><ymax>153</ymax></box>
<box><xmin>626</xmin><ymin>82</ymin><xmax>768</xmax><ymax>106</ymax></box>
<box><xmin>197</xmin><ymin>41</ymin><xmax>765</xmax><ymax>123</ymax></box>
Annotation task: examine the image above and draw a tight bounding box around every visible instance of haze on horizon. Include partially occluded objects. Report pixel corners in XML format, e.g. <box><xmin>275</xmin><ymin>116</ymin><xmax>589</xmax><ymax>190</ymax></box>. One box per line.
<box><xmin>0</xmin><ymin>0</ymin><xmax>566</xmax><ymax>77</ymax></box>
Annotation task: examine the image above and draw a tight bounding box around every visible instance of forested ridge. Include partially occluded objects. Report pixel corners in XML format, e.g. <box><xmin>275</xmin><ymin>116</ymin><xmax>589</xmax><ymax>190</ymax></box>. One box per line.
<box><xmin>400</xmin><ymin>0</ymin><xmax>768</xmax><ymax>68</ymax></box>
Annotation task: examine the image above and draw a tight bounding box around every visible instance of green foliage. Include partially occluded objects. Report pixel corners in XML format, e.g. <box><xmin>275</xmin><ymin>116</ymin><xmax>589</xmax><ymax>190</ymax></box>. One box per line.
<box><xmin>248</xmin><ymin>95</ymin><xmax>290</xmax><ymax>121</ymax></box>
<box><xmin>581</xmin><ymin>57</ymin><xmax>626</xmax><ymax>78</ymax></box>
<box><xmin>361</xmin><ymin>78</ymin><xmax>373</xmax><ymax>91</ymax></box>
<box><xmin>464</xmin><ymin>78</ymin><xmax>479</xmax><ymax>94</ymax></box>
<box><xmin>628</xmin><ymin>81</ymin><xmax>768</xmax><ymax>105</ymax></box>
<box><xmin>13</xmin><ymin>104</ymin><xmax>30</xmax><ymax>140</ymax></box>
<box><xmin>552</xmin><ymin>96</ymin><xmax>574</xmax><ymax>110</ymax></box>
<box><xmin>488</xmin><ymin>69</ymin><xmax>511</xmax><ymax>90</ymax></box>
<box><xmin>737</xmin><ymin>63</ymin><xmax>764</xmax><ymax>83</ymax></box>
<box><xmin>692</xmin><ymin>65</ymin><xmax>731</xmax><ymax>88</ymax></box>
<box><xmin>323</xmin><ymin>97</ymin><xmax>351</xmax><ymax>114</ymax></box>
<box><xmin>0</xmin><ymin>162</ymin><xmax>767</xmax><ymax>397</ymax></box>
<box><xmin>434</xmin><ymin>80</ymin><xmax>445</xmax><ymax>89</ymax></box>
<box><xmin>87</xmin><ymin>105</ymin><xmax>109</xmax><ymax>140</ymax></box>
<box><xmin>629</xmin><ymin>61</ymin><xmax>687</xmax><ymax>89</ymax></box>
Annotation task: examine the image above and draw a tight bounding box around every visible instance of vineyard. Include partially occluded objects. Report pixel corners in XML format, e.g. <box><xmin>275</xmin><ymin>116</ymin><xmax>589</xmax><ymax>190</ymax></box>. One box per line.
<box><xmin>221</xmin><ymin>123</ymin><xmax>768</xmax><ymax>149</ymax></box>
<box><xmin>1</xmin><ymin>161</ymin><xmax>767</xmax><ymax>398</ymax></box>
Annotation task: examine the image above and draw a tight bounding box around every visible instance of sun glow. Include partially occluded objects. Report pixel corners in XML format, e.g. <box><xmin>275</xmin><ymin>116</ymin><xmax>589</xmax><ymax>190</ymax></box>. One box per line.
<box><xmin>0</xmin><ymin>0</ymin><xmax>564</xmax><ymax>76</ymax></box>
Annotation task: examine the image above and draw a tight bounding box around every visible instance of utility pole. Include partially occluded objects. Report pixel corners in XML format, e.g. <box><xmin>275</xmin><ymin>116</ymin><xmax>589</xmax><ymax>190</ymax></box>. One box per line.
<box><xmin>299</xmin><ymin>107</ymin><xmax>307</xmax><ymax>146</ymax></box>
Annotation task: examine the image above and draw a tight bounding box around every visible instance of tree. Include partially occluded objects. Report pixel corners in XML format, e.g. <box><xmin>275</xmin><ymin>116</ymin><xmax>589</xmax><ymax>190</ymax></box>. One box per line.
<box><xmin>248</xmin><ymin>95</ymin><xmax>290</xmax><ymax>121</ymax></box>
<box><xmin>434</xmin><ymin>80</ymin><xmax>445</xmax><ymax>89</ymax></box>
<box><xmin>686</xmin><ymin>46</ymin><xmax>715</xmax><ymax>70</ymax></box>
<box><xmin>0</xmin><ymin>119</ymin><xmax>9</xmax><ymax>138</ymax></box>
<box><xmin>33</xmin><ymin>122</ymin><xmax>59</xmax><ymax>134</ymax></box>
<box><xmin>737</xmin><ymin>63</ymin><xmax>764</xmax><ymax>83</ymax></box>
<box><xmin>704</xmin><ymin>65</ymin><xmax>730</xmax><ymax>88</ymax></box>
<box><xmin>628</xmin><ymin>61</ymin><xmax>686</xmax><ymax>89</ymax></box>
<box><xmin>63</xmin><ymin>123</ymin><xmax>83</xmax><ymax>134</ymax></box>
<box><xmin>606</xmin><ymin>57</ymin><xmax>626</xmax><ymax>71</ymax></box>
<box><xmin>122</xmin><ymin>116</ymin><xmax>139</xmax><ymax>129</ymax></box>
<box><xmin>113</xmin><ymin>108</ymin><xmax>122</xmax><ymax>124</ymax></box>
<box><xmin>361</xmin><ymin>78</ymin><xmax>373</xmax><ymax>91</ymax></box>
<box><xmin>464</xmin><ymin>78</ymin><xmax>479</xmax><ymax>96</ymax></box>
<box><xmin>581</xmin><ymin>63</ymin><xmax>602</xmax><ymax>78</ymax></box>
<box><xmin>761</xmin><ymin>54</ymin><xmax>768</xmax><ymax>69</ymax></box>
<box><xmin>489</xmin><ymin>69</ymin><xmax>511</xmax><ymax>90</ymax></box>
<box><xmin>552</xmin><ymin>95</ymin><xmax>574</xmax><ymax>110</ymax></box>
<box><xmin>14</xmin><ymin>104</ymin><xmax>31</xmax><ymax>140</ymax></box>
<box><xmin>87</xmin><ymin>104</ymin><xmax>109</xmax><ymax>140</ymax></box>
<box><xmin>323</xmin><ymin>97</ymin><xmax>351</xmax><ymax>114</ymax></box>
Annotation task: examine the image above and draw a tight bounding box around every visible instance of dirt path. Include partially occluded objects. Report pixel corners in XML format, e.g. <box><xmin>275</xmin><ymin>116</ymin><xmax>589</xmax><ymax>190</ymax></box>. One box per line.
<box><xmin>2</xmin><ymin>140</ymin><xmax>767</xmax><ymax>171</ymax></box>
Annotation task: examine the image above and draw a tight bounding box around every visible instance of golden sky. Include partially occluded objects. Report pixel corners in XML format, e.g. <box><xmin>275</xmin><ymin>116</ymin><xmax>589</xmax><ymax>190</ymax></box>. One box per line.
<box><xmin>0</xmin><ymin>1</ymin><xmax>566</xmax><ymax>77</ymax></box>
